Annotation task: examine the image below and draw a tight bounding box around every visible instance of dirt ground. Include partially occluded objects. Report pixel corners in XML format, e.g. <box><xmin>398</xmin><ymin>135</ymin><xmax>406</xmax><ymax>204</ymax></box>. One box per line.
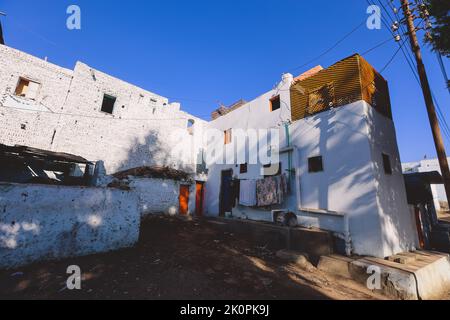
<box><xmin>0</xmin><ymin>216</ymin><xmax>392</xmax><ymax>300</ymax></box>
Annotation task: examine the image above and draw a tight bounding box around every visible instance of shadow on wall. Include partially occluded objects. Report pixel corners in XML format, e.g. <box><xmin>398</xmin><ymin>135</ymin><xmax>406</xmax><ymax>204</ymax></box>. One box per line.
<box><xmin>115</xmin><ymin>129</ymin><xmax>198</xmax><ymax>174</ymax></box>
<box><xmin>365</xmin><ymin>107</ymin><xmax>418</xmax><ymax>255</ymax></box>
<box><xmin>290</xmin><ymin>102</ymin><xmax>404</xmax><ymax>257</ymax></box>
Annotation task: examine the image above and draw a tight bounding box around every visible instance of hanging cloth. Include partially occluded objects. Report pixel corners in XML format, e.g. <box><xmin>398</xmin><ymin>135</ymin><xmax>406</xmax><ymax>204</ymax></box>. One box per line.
<box><xmin>256</xmin><ymin>176</ymin><xmax>279</xmax><ymax>206</ymax></box>
<box><xmin>239</xmin><ymin>180</ymin><xmax>257</xmax><ymax>207</ymax></box>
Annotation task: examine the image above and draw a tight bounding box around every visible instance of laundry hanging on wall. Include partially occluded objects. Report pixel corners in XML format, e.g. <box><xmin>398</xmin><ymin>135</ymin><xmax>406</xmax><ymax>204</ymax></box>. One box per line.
<box><xmin>256</xmin><ymin>174</ymin><xmax>288</xmax><ymax>207</ymax></box>
<box><xmin>256</xmin><ymin>176</ymin><xmax>279</xmax><ymax>206</ymax></box>
<box><xmin>239</xmin><ymin>179</ymin><xmax>257</xmax><ymax>207</ymax></box>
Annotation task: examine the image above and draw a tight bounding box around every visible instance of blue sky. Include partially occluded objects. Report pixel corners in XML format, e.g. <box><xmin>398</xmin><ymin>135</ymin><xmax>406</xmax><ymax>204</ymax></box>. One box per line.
<box><xmin>1</xmin><ymin>0</ymin><xmax>449</xmax><ymax>162</ymax></box>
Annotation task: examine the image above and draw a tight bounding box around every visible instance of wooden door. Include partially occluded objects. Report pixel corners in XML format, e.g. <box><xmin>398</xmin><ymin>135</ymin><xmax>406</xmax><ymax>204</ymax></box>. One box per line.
<box><xmin>179</xmin><ymin>185</ymin><xmax>190</xmax><ymax>216</ymax></box>
<box><xmin>195</xmin><ymin>182</ymin><xmax>205</xmax><ymax>217</ymax></box>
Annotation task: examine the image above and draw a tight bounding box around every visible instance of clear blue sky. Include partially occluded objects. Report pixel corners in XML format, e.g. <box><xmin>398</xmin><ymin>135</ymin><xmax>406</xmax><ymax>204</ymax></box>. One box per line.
<box><xmin>1</xmin><ymin>0</ymin><xmax>449</xmax><ymax>162</ymax></box>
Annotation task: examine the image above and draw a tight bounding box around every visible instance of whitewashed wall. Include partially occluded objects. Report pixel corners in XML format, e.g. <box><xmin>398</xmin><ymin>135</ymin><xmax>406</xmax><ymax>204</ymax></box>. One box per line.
<box><xmin>0</xmin><ymin>44</ymin><xmax>206</xmax><ymax>174</ymax></box>
<box><xmin>0</xmin><ymin>183</ymin><xmax>140</xmax><ymax>269</ymax></box>
<box><xmin>204</xmin><ymin>73</ymin><xmax>294</xmax><ymax>216</ymax></box>
<box><xmin>205</xmin><ymin>93</ymin><xmax>417</xmax><ymax>257</ymax></box>
<box><xmin>129</xmin><ymin>178</ymin><xmax>195</xmax><ymax>216</ymax></box>
<box><xmin>366</xmin><ymin>103</ymin><xmax>419</xmax><ymax>257</ymax></box>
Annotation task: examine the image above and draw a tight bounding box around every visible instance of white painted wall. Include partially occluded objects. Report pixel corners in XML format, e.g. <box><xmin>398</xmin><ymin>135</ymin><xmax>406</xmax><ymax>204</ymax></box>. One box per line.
<box><xmin>129</xmin><ymin>178</ymin><xmax>195</xmax><ymax>216</ymax></box>
<box><xmin>204</xmin><ymin>73</ymin><xmax>294</xmax><ymax>217</ymax></box>
<box><xmin>205</xmin><ymin>95</ymin><xmax>417</xmax><ymax>257</ymax></box>
<box><xmin>0</xmin><ymin>183</ymin><xmax>140</xmax><ymax>269</ymax></box>
<box><xmin>0</xmin><ymin>44</ymin><xmax>206</xmax><ymax>175</ymax></box>
<box><xmin>366</xmin><ymin>103</ymin><xmax>418</xmax><ymax>257</ymax></box>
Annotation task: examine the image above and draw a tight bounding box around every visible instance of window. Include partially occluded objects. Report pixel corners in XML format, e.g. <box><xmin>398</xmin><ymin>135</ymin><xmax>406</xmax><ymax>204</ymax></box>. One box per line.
<box><xmin>270</xmin><ymin>95</ymin><xmax>281</xmax><ymax>112</ymax></box>
<box><xmin>308</xmin><ymin>156</ymin><xmax>324</xmax><ymax>173</ymax></box>
<box><xmin>240</xmin><ymin>163</ymin><xmax>248</xmax><ymax>174</ymax></box>
<box><xmin>187</xmin><ymin>119</ymin><xmax>195</xmax><ymax>135</ymax></box>
<box><xmin>15</xmin><ymin>78</ymin><xmax>40</xmax><ymax>100</ymax></box>
<box><xmin>224</xmin><ymin>129</ymin><xmax>232</xmax><ymax>145</ymax></box>
<box><xmin>101</xmin><ymin>94</ymin><xmax>116</xmax><ymax>114</ymax></box>
<box><xmin>382</xmin><ymin>153</ymin><xmax>392</xmax><ymax>175</ymax></box>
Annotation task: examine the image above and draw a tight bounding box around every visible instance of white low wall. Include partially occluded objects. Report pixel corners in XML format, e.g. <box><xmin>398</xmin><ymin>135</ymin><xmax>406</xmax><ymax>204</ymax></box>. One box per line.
<box><xmin>130</xmin><ymin>178</ymin><xmax>195</xmax><ymax>216</ymax></box>
<box><xmin>0</xmin><ymin>183</ymin><xmax>140</xmax><ymax>269</ymax></box>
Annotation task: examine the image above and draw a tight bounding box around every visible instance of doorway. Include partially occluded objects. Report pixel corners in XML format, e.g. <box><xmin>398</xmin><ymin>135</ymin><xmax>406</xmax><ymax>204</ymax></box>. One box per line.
<box><xmin>219</xmin><ymin>169</ymin><xmax>233</xmax><ymax>217</ymax></box>
<box><xmin>179</xmin><ymin>185</ymin><xmax>190</xmax><ymax>216</ymax></box>
<box><xmin>195</xmin><ymin>182</ymin><xmax>205</xmax><ymax>217</ymax></box>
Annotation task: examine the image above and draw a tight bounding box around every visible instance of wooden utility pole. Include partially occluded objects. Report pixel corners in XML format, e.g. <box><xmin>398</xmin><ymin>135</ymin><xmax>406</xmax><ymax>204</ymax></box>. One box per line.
<box><xmin>400</xmin><ymin>0</ymin><xmax>450</xmax><ymax>204</ymax></box>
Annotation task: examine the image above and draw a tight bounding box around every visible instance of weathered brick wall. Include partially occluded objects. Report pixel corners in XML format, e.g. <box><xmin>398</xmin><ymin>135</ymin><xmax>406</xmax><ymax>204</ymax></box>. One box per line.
<box><xmin>0</xmin><ymin>44</ymin><xmax>206</xmax><ymax>174</ymax></box>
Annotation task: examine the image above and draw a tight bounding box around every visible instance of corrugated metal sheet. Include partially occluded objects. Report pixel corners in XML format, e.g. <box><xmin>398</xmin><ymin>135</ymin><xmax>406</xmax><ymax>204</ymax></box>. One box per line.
<box><xmin>290</xmin><ymin>54</ymin><xmax>392</xmax><ymax>121</ymax></box>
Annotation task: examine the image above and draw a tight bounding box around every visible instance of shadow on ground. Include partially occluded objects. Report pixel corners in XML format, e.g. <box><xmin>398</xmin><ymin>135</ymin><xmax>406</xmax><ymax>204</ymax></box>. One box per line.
<box><xmin>0</xmin><ymin>216</ymin><xmax>382</xmax><ymax>300</ymax></box>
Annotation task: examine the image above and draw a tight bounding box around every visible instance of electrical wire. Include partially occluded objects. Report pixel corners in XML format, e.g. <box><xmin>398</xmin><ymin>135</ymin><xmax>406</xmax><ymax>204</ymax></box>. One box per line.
<box><xmin>361</xmin><ymin>36</ymin><xmax>395</xmax><ymax>56</ymax></box>
<box><xmin>367</xmin><ymin>0</ymin><xmax>450</xmax><ymax>142</ymax></box>
<box><xmin>289</xmin><ymin>19</ymin><xmax>366</xmax><ymax>73</ymax></box>
<box><xmin>436</xmin><ymin>52</ymin><xmax>450</xmax><ymax>95</ymax></box>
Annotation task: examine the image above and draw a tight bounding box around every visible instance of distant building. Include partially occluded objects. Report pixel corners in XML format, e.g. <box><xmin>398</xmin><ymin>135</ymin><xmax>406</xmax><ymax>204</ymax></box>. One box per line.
<box><xmin>403</xmin><ymin>158</ymin><xmax>450</xmax><ymax>211</ymax></box>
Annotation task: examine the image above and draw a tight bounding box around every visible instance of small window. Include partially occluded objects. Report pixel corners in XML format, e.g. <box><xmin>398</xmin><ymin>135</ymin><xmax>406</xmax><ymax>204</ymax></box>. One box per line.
<box><xmin>240</xmin><ymin>163</ymin><xmax>248</xmax><ymax>174</ymax></box>
<box><xmin>187</xmin><ymin>119</ymin><xmax>195</xmax><ymax>135</ymax></box>
<box><xmin>308</xmin><ymin>156</ymin><xmax>324</xmax><ymax>173</ymax></box>
<box><xmin>270</xmin><ymin>95</ymin><xmax>281</xmax><ymax>112</ymax></box>
<box><xmin>15</xmin><ymin>78</ymin><xmax>40</xmax><ymax>100</ymax></box>
<box><xmin>382</xmin><ymin>153</ymin><xmax>392</xmax><ymax>175</ymax></box>
<box><xmin>101</xmin><ymin>94</ymin><xmax>116</xmax><ymax>114</ymax></box>
<box><xmin>224</xmin><ymin>129</ymin><xmax>232</xmax><ymax>145</ymax></box>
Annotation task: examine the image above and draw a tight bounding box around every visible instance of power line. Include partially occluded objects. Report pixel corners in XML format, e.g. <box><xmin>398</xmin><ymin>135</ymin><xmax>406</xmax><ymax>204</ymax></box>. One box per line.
<box><xmin>436</xmin><ymin>52</ymin><xmax>450</xmax><ymax>95</ymax></box>
<box><xmin>367</xmin><ymin>0</ymin><xmax>450</xmax><ymax>141</ymax></box>
<box><xmin>361</xmin><ymin>36</ymin><xmax>395</xmax><ymax>56</ymax></box>
<box><xmin>289</xmin><ymin>19</ymin><xmax>366</xmax><ymax>73</ymax></box>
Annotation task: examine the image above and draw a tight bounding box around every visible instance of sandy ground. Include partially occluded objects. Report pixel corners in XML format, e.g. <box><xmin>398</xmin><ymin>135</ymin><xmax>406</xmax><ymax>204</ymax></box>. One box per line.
<box><xmin>0</xmin><ymin>216</ymin><xmax>391</xmax><ymax>300</ymax></box>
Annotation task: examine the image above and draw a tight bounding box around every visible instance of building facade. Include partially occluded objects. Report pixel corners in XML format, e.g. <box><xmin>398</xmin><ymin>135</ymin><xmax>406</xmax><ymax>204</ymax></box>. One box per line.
<box><xmin>0</xmin><ymin>44</ymin><xmax>206</xmax><ymax>175</ymax></box>
<box><xmin>0</xmin><ymin>44</ymin><xmax>419</xmax><ymax>258</ymax></box>
<box><xmin>204</xmin><ymin>55</ymin><xmax>418</xmax><ymax>258</ymax></box>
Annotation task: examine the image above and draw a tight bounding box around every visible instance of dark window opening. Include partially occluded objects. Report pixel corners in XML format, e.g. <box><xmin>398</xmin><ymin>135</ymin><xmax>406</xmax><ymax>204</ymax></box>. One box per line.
<box><xmin>101</xmin><ymin>94</ymin><xmax>116</xmax><ymax>114</ymax></box>
<box><xmin>270</xmin><ymin>95</ymin><xmax>281</xmax><ymax>112</ymax></box>
<box><xmin>240</xmin><ymin>163</ymin><xmax>248</xmax><ymax>174</ymax></box>
<box><xmin>187</xmin><ymin>119</ymin><xmax>195</xmax><ymax>135</ymax></box>
<box><xmin>308</xmin><ymin>156</ymin><xmax>324</xmax><ymax>173</ymax></box>
<box><xmin>382</xmin><ymin>153</ymin><xmax>392</xmax><ymax>175</ymax></box>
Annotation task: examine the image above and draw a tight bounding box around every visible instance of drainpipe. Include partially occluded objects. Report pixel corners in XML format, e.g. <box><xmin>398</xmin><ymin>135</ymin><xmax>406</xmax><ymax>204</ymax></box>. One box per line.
<box><xmin>284</xmin><ymin>123</ymin><xmax>292</xmax><ymax>183</ymax></box>
<box><xmin>344</xmin><ymin>214</ymin><xmax>352</xmax><ymax>256</ymax></box>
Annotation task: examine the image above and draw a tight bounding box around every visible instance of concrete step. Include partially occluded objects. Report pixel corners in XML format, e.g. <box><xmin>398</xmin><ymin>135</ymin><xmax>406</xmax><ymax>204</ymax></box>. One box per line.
<box><xmin>318</xmin><ymin>251</ymin><xmax>450</xmax><ymax>300</ymax></box>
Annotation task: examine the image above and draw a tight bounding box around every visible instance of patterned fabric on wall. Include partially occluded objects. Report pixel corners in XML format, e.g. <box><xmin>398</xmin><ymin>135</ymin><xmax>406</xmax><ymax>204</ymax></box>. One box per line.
<box><xmin>256</xmin><ymin>174</ymin><xmax>288</xmax><ymax>207</ymax></box>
